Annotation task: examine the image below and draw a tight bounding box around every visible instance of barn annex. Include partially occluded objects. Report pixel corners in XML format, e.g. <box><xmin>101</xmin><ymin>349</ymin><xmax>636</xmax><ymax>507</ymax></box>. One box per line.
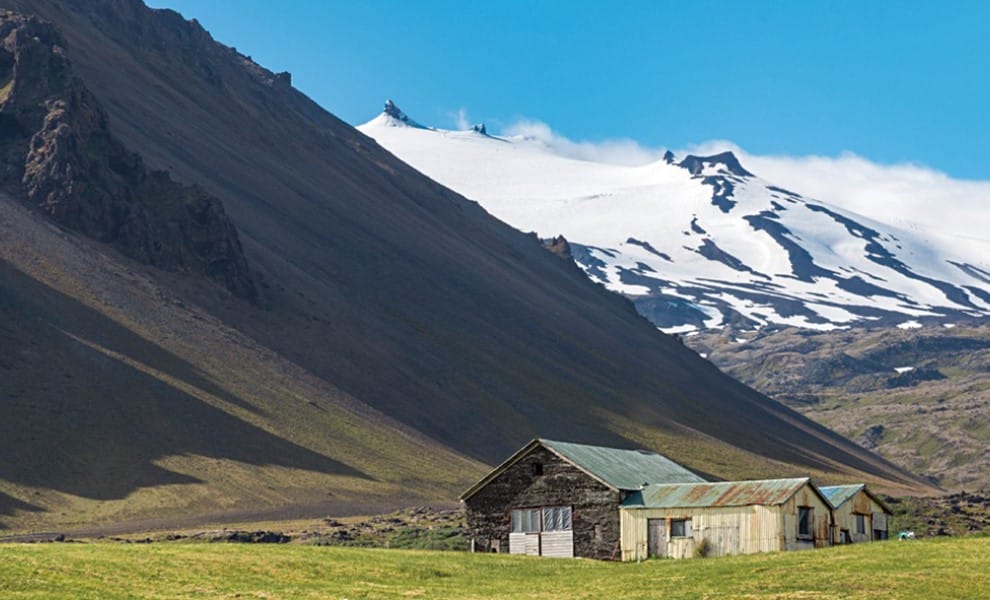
<box><xmin>462</xmin><ymin>439</ymin><xmax>891</xmax><ymax>560</ymax></box>
<box><xmin>820</xmin><ymin>484</ymin><xmax>892</xmax><ymax>543</ymax></box>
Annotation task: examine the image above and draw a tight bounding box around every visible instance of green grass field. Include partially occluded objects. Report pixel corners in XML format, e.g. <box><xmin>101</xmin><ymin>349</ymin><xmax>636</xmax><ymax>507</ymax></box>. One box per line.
<box><xmin>1</xmin><ymin>536</ymin><xmax>987</xmax><ymax>599</ymax></box>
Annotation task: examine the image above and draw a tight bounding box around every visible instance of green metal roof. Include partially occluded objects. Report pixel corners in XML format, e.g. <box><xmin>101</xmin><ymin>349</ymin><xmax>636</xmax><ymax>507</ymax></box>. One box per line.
<box><xmin>819</xmin><ymin>484</ymin><xmax>890</xmax><ymax>513</ymax></box>
<box><xmin>819</xmin><ymin>484</ymin><xmax>864</xmax><ymax>508</ymax></box>
<box><xmin>540</xmin><ymin>438</ymin><xmax>705</xmax><ymax>491</ymax></box>
<box><xmin>621</xmin><ymin>478</ymin><xmax>812</xmax><ymax>509</ymax></box>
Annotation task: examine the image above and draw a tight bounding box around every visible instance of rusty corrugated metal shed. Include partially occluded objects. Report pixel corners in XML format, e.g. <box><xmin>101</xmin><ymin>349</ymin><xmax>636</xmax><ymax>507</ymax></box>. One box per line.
<box><xmin>621</xmin><ymin>478</ymin><xmax>810</xmax><ymax>508</ymax></box>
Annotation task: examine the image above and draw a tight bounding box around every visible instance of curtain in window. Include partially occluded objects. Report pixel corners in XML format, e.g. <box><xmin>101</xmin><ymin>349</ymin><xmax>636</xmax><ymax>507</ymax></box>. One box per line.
<box><xmin>541</xmin><ymin>506</ymin><xmax>573</xmax><ymax>531</ymax></box>
<box><xmin>512</xmin><ymin>506</ymin><xmax>572</xmax><ymax>532</ymax></box>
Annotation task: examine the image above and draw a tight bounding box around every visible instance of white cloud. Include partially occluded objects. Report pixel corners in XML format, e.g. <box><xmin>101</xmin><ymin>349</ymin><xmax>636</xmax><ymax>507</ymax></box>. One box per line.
<box><xmin>679</xmin><ymin>140</ymin><xmax>990</xmax><ymax>241</ymax></box>
<box><xmin>501</xmin><ymin>119</ymin><xmax>663</xmax><ymax>166</ymax></box>
<box><xmin>447</xmin><ymin>108</ymin><xmax>472</xmax><ymax>131</ymax></box>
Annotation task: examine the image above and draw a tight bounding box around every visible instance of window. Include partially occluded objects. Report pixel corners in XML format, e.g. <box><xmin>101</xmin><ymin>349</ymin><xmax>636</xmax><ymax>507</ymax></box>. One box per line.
<box><xmin>670</xmin><ymin>518</ymin><xmax>692</xmax><ymax>538</ymax></box>
<box><xmin>543</xmin><ymin>506</ymin><xmax>572</xmax><ymax>532</ymax></box>
<box><xmin>855</xmin><ymin>514</ymin><xmax>866</xmax><ymax>535</ymax></box>
<box><xmin>511</xmin><ymin>508</ymin><xmax>541</xmax><ymax>533</ymax></box>
<box><xmin>531</xmin><ymin>462</ymin><xmax>544</xmax><ymax>476</ymax></box>
<box><xmin>511</xmin><ymin>506</ymin><xmax>572</xmax><ymax>533</ymax></box>
<box><xmin>798</xmin><ymin>507</ymin><xmax>814</xmax><ymax>539</ymax></box>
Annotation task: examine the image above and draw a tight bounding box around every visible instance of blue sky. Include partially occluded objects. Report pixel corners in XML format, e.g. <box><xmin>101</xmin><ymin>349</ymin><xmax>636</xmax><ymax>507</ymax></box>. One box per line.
<box><xmin>148</xmin><ymin>0</ymin><xmax>990</xmax><ymax>179</ymax></box>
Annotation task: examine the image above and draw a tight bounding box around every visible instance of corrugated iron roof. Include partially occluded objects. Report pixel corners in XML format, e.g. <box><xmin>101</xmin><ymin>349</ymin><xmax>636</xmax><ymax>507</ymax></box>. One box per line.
<box><xmin>819</xmin><ymin>484</ymin><xmax>864</xmax><ymax>508</ymax></box>
<box><xmin>621</xmin><ymin>477</ymin><xmax>811</xmax><ymax>509</ymax></box>
<box><xmin>819</xmin><ymin>484</ymin><xmax>891</xmax><ymax>513</ymax></box>
<box><xmin>540</xmin><ymin>439</ymin><xmax>705</xmax><ymax>491</ymax></box>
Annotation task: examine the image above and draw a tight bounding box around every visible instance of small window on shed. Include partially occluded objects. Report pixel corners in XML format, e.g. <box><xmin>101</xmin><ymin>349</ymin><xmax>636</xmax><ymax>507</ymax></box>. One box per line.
<box><xmin>855</xmin><ymin>513</ymin><xmax>866</xmax><ymax>535</ymax></box>
<box><xmin>532</xmin><ymin>462</ymin><xmax>544</xmax><ymax>476</ymax></box>
<box><xmin>798</xmin><ymin>507</ymin><xmax>814</xmax><ymax>539</ymax></box>
<box><xmin>670</xmin><ymin>518</ymin><xmax>692</xmax><ymax>538</ymax></box>
<box><xmin>511</xmin><ymin>508</ymin><xmax>541</xmax><ymax>533</ymax></box>
<box><xmin>543</xmin><ymin>506</ymin><xmax>573</xmax><ymax>531</ymax></box>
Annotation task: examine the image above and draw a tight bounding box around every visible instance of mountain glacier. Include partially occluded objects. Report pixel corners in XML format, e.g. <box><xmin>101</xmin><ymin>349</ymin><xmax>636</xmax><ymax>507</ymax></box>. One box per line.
<box><xmin>359</xmin><ymin>102</ymin><xmax>990</xmax><ymax>333</ymax></box>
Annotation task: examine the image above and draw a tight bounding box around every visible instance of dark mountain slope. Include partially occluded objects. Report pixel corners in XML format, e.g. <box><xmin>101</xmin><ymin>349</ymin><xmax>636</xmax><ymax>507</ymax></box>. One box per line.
<box><xmin>0</xmin><ymin>196</ymin><xmax>486</xmax><ymax>531</ymax></box>
<box><xmin>0</xmin><ymin>256</ymin><xmax>362</xmax><ymax>499</ymax></box>
<box><xmin>0</xmin><ymin>0</ymin><xmax>933</xmax><ymax>529</ymax></box>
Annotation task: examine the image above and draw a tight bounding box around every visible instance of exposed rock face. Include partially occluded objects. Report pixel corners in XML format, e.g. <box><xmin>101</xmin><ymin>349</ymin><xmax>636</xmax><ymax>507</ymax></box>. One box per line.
<box><xmin>0</xmin><ymin>11</ymin><xmax>256</xmax><ymax>300</ymax></box>
<box><xmin>858</xmin><ymin>424</ymin><xmax>885</xmax><ymax>450</ymax></box>
<box><xmin>382</xmin><ymin>98</ymin><xmax>426</xmax><ymax>128</ymax></box>
<box><xmin>542</xmin><ymin>235</ymin><xmax>573</xmax><ymax>260</ymax></box>
<box><xmin>677</xmin><ymin>151</ymin><xmax>754</xmax><ymax>178</ymax></box>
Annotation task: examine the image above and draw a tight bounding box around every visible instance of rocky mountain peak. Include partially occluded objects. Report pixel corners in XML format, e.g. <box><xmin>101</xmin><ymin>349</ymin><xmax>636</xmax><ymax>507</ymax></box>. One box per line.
<box><xmin>542</xmin><ymin>234</ymin><xmax>572</xmax><ymax>259</ymax></box>
<box><xmin>381</xmin><ymin>99</ymin><xmax>425</xmax><ymax>128</ymax></box>
<box><xmin>678</xmin><ymin>151</ymin><xmax>754</xmax><ymax>178</ymax></box>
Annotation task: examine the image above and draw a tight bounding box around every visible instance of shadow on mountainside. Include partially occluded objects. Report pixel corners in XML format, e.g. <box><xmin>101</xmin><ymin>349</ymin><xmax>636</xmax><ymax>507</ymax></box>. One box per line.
<box><xmin>0</xmin><ymin>492</ymin><xmax>43</xmax><ymax>528</ymax></box>
<box><xmin>0</xmin><ymin>259</ymin><xmax>368</xmax><ymax>502</ymax></box>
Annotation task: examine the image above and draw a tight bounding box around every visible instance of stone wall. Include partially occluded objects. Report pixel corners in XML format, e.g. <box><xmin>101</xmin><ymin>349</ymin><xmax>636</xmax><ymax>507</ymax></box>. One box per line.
<box><xmin>464</xmin><ymin>445</ymin><xmax>621</xmax><ymax>559</ymax></box>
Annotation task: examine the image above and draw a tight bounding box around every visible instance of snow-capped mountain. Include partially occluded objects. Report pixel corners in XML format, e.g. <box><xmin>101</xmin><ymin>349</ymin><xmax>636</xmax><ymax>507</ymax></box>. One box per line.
<box><xmin>359</xmin><ymin>101</ymin><xmax>990</xmax><ymax>333</ymax></box>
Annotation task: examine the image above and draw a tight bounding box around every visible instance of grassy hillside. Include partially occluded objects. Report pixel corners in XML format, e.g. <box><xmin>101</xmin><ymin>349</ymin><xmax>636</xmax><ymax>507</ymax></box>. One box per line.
<box><xmin>1</xmin><ymin>537</ymin><xmax>987</xmax><ymax>599</ymax></box>
<box><xmin>687</xmin><ymin>324</ymin><xmax>990</xmax><ymax>490</ymax></box>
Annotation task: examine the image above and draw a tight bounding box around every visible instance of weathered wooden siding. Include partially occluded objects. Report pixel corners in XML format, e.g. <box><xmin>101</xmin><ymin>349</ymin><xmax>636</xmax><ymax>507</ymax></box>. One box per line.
<box><xmin>464</xmin><ymin>446</ymin><xmax>620</xmax><ymax>559</ymax></box>
<box><xmin>620</xmin><ymin>505</ymin><xmax>785</xmax><ymax>561</ymax></box>
<box><xmin>832</xmin><ymin>491</ymin><xmax>888</xmax><ymax>543</ymax></box>
<box><xmin>621</xmin><ymin>482</ymin><xmax>833</xmax><ymax>561</ymax></box>
<box><xmin>540</xmin><ymin>531</ymin><xmax>574</xmax><ymax>557</ymax></box>
<box><xmin>781</xmin><ymin>486</ymin><xmax>831</xmax><ymax>550</ymax></box>
<box><xmin>508</xmin><ymin>532</ymin><xmax>539</xmax><ymax>555</ymax></box>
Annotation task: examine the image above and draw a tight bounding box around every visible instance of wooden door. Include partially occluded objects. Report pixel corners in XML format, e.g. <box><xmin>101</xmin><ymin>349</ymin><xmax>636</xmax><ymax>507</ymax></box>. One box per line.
<box><xmin>647</xmin><ymin>518</ymin><xmax>666</xmax><ymax>558</ymax></box>
<box><xmin>524</xmin><ymin>533</ymin><xmax>540</xmax><ymax>556</ymax></box>
<box><xmin>540</xmin><ymin>531</ymin><xmax>574</xmax><ymax>558</ymax></box>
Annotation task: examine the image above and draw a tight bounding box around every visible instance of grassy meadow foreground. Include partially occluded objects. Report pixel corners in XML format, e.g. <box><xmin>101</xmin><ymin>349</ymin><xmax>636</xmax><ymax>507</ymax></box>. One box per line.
<box><xmin>1</xmin><ymin>536</ymin><xmax>987</xmax><ymax>599</ymax></box>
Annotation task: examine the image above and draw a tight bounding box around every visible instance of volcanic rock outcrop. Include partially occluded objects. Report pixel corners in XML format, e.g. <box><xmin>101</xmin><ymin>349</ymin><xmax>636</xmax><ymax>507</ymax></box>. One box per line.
<box><xmin>0</xmin><ymin>11</ymin><xmax>256</xmax><ymax>299</ymax></box>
